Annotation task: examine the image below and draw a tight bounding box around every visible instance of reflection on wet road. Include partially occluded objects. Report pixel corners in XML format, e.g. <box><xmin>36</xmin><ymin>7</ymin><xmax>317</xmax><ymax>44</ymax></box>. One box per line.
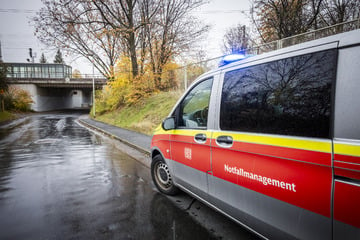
<box><xmin>0</xmin><ymin>113</ymin><xmax>216</xmax><ymax>240</ymax></box>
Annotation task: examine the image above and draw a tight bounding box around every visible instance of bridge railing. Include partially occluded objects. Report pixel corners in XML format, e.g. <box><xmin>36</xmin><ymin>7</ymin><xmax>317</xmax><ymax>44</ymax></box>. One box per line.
<box><xmin>7</xmin><ymin>72</ymin><xmax>106</xmax><ymax>80</ymax></box>
<box><xmin>80</xmin><ymin>74</ymin><xmax>107</xmax><ymax>79</ymax></box>
<box><xmin>6</xmin><ymin>77</ymin><xmax>107</xmax><ymax>86</ymax></box>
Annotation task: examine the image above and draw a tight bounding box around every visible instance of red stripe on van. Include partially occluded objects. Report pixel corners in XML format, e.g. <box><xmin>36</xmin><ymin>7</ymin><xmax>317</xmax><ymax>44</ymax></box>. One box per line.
<box><xmin>334</xmin><ymin>154</ymin><xmax>360</xmax><ymax>165</ymax></box>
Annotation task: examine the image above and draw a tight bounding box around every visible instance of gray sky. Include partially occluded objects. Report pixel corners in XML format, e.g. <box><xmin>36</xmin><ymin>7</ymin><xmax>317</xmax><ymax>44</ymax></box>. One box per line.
<box><xmin>0</xmin><ymin>0</ymin><xmax>251</xmax><ymax>74</ymax></box>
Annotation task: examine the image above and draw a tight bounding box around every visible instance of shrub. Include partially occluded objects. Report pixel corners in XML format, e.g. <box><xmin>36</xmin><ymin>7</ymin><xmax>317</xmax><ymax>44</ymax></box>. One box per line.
<box><xmin>3</xmin><ymin>86</ymin><xmax>33</xmax><ymax>112</ymax></box>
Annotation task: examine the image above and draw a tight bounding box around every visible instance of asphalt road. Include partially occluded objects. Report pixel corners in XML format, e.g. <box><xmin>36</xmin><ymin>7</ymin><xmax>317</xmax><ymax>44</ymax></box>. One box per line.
<box><xmin>0</xmin><ymin>112</ymin><xmax>259</xmax><ymax>240</ymax></box>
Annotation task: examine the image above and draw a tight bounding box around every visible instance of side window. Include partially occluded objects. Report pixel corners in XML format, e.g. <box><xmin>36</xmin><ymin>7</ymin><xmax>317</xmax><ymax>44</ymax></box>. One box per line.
<box><xmin>334</xmin><ymin>46</ymin><xmax>360</xmax><ymax>140</ymax></box>
<box><xmin>177</xmin><ymin>78</ymin><xmax>213</xmax><ymax>129</ymax></box>
<box><xmin>220</xmin><ymin>49</ymin><xmax>337</xmax><ymax>138</ymax></box>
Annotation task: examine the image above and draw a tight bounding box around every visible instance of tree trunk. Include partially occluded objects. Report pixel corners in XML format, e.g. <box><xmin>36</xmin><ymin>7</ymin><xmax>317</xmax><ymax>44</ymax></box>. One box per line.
<box><xmin>129</xmin><ymin>32</ymin><xmax>138</xmax><ymax>78</ymax></box>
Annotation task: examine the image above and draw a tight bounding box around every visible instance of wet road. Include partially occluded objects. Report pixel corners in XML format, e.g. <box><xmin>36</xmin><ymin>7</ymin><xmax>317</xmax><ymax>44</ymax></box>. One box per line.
<box><xmin>0</xmin><ymin>113</ymin><xmax>221</xmax><ymax>240</ymax></box>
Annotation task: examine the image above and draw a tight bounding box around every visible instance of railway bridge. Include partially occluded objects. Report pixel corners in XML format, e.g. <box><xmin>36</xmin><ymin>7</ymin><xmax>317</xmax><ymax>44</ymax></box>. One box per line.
<box><xmin>7</xmin><ymin>77</ymin><xmax>106</xmax><ymax>112</ymax></box>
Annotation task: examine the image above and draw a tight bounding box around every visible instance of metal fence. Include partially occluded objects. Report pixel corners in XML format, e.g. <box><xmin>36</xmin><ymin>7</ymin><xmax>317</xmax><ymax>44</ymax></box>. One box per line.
<box><xmin>247</xmin><ymin>18</ymin><xmax>360</xmax><ymax>55</ymax></box>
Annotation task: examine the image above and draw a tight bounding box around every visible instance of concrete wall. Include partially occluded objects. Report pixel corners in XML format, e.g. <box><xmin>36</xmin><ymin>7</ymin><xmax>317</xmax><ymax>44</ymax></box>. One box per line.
<box><xmin>82</xmin><ymin>90</ymin><xmax>92</xmax><ymax>107</ymax></box>
<box><xmin>10</xmin><ymin>84</ymin><xmax>92</xmax><ymax>112</ymax></box>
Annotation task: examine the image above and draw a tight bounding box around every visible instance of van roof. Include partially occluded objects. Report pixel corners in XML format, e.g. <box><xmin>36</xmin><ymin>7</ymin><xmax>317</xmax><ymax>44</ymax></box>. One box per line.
<box><xmin>199</xmin><ymin>29</ymin><xmax>360</xmax><ymax>78</ymax></box>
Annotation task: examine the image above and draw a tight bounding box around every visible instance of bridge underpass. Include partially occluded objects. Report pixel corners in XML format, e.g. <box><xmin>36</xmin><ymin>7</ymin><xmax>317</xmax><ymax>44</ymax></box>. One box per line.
<box><xmin>7</xmin><ymin>78</ymin><xmax>107</xmax><ymax>112</ymax></box>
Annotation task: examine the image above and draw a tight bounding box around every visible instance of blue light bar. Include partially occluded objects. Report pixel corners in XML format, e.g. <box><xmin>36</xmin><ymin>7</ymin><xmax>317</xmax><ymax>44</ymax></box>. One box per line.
<box><xmin>218</xmin><ymin>54</ymin><xmax>247</xmax><ymax>67</ymax></box>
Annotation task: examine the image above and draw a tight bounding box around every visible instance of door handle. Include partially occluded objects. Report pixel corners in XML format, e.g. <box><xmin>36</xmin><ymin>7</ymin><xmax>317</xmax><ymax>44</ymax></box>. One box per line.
<box><xmin>194</xmin><ymin>133</ymin><xmax>207</xmax><ymax>143</ymax></box>
<box><xmin>216</xmin><ymin>136</ymin><xmax>233</xmax><ymax>147</ymax></box>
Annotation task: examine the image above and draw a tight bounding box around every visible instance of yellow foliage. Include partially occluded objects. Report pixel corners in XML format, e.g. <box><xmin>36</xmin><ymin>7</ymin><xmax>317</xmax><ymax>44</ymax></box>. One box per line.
<box><xmin>94</xmin><ymin>56</ymin><xmax>133</xmax><ymax>113</ymax></box>
<box><xmin>114</xmin><ymin>56</ymin><xmax>132</xmax><ymax>85</ymax></box>
<box><xmin>161</xmin><ymin>61</ymin><xmax>180</xmax><ymax>89</ymax></box>
<box><xmin>4</xmin><ymin>86</ymin><xmax>33</xmax><ymax>111</ymax></box>
<box><xmin>95</xmin><ymin>56</ymin><xmax>182</xmax><ymax>114</ymax></box>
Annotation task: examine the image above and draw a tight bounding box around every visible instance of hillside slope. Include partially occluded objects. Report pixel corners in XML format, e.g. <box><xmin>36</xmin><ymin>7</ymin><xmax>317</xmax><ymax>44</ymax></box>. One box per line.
<box><xmin>94</xmin><ymin>91</ymin><xmax>182</xmax><ymax>135</ymax></box>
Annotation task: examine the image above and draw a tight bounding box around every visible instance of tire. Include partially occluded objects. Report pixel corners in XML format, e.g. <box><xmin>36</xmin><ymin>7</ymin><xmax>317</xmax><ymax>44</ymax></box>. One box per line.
<box><xmin>151</xmin><ymin>155</ymin><xmax>179</xmax><ymax>195</ymax></box>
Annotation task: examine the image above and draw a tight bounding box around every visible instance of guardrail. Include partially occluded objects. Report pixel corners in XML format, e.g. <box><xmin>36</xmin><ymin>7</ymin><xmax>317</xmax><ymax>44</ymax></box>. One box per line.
<box><xmin>6</xmin><ymin>77</ymin><xmax>107</xmax><ymax>87</ymax></box>
<box><xmin>7</xmin><ymin>73</ymin><xmax>106</xmax><ymax>79</ymax></box>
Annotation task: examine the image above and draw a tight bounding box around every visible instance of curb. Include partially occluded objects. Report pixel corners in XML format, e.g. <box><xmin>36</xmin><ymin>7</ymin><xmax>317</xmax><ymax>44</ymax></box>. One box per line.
<box><xmin>78</xmin><ymin>119</ymin><xmax>151</xmax><ymax>156</ymax></box>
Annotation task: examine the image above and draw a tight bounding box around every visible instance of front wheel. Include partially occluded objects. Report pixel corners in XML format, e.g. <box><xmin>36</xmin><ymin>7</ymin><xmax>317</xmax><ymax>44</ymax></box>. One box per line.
<box><xmin>151</xmin><ymin>155</ymin><xmax>179</xmax><ymax>195</ymax></box>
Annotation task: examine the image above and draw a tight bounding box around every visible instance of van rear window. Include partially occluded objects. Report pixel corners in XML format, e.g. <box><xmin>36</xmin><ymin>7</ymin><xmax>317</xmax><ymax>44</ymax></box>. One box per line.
<box><xmin>220</xmin><ymin>49</ymin><xmax>337</xmax><ymax>138</ymax></box>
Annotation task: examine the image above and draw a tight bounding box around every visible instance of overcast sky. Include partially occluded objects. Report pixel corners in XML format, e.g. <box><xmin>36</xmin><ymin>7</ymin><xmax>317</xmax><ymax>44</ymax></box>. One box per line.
<box><xmin>0</xmin><ymin>0</ymin><xmax>251</xmax><ymax>74</ymax></box>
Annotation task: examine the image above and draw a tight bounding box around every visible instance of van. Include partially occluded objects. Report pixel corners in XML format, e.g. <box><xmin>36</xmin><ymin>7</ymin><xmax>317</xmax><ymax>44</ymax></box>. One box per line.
<box><xmin>150</xmin><ymin>29</ymin><xmax>360</xmax><ymax>239</ymax></box>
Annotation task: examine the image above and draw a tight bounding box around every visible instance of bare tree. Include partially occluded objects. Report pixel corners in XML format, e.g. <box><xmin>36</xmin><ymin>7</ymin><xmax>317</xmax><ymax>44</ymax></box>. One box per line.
<box><xmin>223</xmin><ymin>24</ymin><xmax>253</xmax><ymax>54</ymax></box>
<box><xmin>250</xmin><ymin>0</ymin><xmax>323</xmax><ymax>42</ymax></box>
<box><xmin>33</xmin><ymin>0</ymin><xmax>123</xmax><ymax>78</ymax></box>
<box><xmin>318</xmin><ymin>0</ymin><xmax>360</xmax><ymax>26</ymax></box>
<box><xmin>90</xmin><ymin>0</ymin><xmax>155</xmax><ymax>78</ymax></box>
<box><xmin>33</xmin><ymin>0</ymin><xmax>208</xmax><ymax>85</ymax></box>
<box><xmin>143</xmin><ymin>0</ymin><xmax>209</xmax><ymax>90</ymax></box>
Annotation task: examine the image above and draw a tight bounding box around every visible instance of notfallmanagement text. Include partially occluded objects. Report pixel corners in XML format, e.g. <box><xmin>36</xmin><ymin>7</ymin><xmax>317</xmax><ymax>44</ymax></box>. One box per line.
<box><xmin>224</xmin><ymin>164</ymin><xmax>297</xmax><ymax>192</ymax></box>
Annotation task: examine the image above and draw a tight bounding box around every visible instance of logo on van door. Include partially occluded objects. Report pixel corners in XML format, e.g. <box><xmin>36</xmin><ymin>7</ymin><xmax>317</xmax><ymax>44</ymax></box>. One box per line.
<box><xmin>184</xmin><ymin>147</ymin><xmax>192</xmax><ymax>160</ymax></box>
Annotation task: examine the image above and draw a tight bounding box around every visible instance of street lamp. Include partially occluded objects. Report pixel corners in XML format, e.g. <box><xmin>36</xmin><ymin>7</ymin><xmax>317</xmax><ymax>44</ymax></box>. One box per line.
<box><xmin>87</xmin><ymin>51</ymin><xmax>96</xmax><ymax>118</ymax></box>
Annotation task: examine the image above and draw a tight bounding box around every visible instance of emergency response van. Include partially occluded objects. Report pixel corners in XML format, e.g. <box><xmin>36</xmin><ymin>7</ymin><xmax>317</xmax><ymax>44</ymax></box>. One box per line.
<box><xmin>150</xmin><ymin>29</ymin><xmax>360</xmax><ymax>239</ymax></box>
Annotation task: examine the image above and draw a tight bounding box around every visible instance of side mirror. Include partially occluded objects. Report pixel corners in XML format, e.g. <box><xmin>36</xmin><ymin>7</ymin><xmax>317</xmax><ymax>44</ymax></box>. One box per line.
<box><xmin>162</xmin><ymin>117</ymin><xmax>175</xmax><ymax>131</ymax></box>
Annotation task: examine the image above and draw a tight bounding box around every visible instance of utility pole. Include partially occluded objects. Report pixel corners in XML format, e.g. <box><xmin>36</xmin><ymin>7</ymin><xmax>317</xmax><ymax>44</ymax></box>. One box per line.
<box><xmin>0</xmin><ymin>41</ymin><xmax>3</xmax><ymax>62</ymax></box>
<box><xmin>92</xmin><ymin>64</ymin><xmax>96</xmax><ymax>118</ymax></box>
<box><xmin>0</xmin><ymin>42</ymin><xmax>4</xmax><ymax>111</ymax></box>
<box><xmin>184</xmin><ymin>65</ymin><xmax>187</xmax><ymax>90</ymax></box>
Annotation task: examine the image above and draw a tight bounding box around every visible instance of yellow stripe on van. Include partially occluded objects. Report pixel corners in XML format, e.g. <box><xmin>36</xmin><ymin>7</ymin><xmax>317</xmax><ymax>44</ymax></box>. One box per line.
<box><xmin>212</xmin><ymin>131</ymin><xmax>332</xmax><ymax>153</ymax></box>
<box><xmin>334</xmin><ymin>142</ymin><xmax>360</xmax><ymax>157</ymax></box>
<box><xmin>154</xmin><ymin>128</ymin><xmax>332</xmax><ymax>153</ymax></box>
<box><xmin>154</xmin><ymin>128</ymin><xmax>212</xmax><ymax>137</ymax></box>
<box><xmin>153</xmin><ymin>124</ymin><xmax>168</xmax><ymax>135</ymax></box>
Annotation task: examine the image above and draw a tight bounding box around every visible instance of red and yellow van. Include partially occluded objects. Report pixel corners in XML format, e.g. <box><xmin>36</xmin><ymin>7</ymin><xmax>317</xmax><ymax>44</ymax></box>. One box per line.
<box><xmin>151</xmin><ymin>29</ymin><xmax>360</xmax><ymax>239</ymax></box>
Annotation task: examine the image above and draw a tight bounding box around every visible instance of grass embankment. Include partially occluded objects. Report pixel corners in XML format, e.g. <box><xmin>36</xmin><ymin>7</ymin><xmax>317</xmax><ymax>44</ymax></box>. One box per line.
<box><xmin>0</xmin><ymin>111</ymin><xmax>16</xmax><ymax>123</ymax></box>
<box><xmin>95</xmin><ymin>91</ymin><xmax>182</xmax><ymax>135</ymax></box>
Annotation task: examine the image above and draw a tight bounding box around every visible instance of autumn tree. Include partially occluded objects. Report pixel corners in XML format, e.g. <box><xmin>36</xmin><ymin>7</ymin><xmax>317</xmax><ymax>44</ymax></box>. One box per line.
<box><xmin>223</xmin><ymin>24</ymin><xmax>253</xmax><ymax>54</ymax></box>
